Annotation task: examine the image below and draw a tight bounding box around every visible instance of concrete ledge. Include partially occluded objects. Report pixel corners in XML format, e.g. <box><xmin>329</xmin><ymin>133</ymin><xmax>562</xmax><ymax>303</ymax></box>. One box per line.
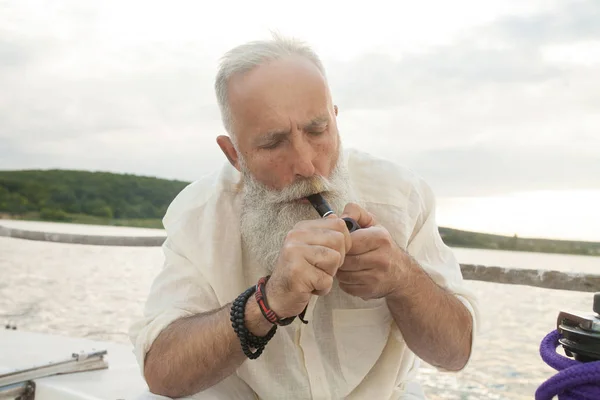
<box><xmin>0</xmin><ymin>224</ymin><xmax>166</xmax><ymax>247</ymax></box>
<box><xmin>2</xmin><ymin>223</ymin><xmax>599</xmax><ymax>292</ymax></box>
<box><xmin>460</xmin><ymin>264</ymin><xmax>600</xmax><ymax>293</ymax></box>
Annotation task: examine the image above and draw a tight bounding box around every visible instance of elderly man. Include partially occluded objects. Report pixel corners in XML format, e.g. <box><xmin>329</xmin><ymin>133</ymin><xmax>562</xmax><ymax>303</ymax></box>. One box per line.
<box><xmin>129</xmin><ymin>34</ymin><xmax>478</xmax><ymax>400</ymax></box>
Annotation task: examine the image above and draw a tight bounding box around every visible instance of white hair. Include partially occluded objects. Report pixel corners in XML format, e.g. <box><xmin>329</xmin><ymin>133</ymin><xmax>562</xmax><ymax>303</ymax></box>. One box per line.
<box><xmin>214</xmin><ymin>33</ymin><xmax>327</xmax><ymax>140</ymax></box>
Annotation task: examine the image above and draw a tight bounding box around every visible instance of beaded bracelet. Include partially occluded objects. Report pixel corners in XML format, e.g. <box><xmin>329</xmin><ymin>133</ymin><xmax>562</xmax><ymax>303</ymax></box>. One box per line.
<box><xmin>230</xmin><ymin>285</ymin><xmax>277</xmax><ymax>359</ymax></box>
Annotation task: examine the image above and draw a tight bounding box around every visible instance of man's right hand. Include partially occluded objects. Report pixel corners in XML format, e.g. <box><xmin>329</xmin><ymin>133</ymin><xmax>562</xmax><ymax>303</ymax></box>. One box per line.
<box><xmin>265</xmin><ymin>215</ymin><xmax>352</xmax><ymax>319</ymax></box>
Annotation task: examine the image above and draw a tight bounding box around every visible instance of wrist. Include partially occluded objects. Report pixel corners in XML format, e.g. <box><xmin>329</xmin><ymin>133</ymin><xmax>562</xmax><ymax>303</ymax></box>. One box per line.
<box><xmin>245</xmin><ymin>297</ymin><xmax>275</xmax><ymax>337</ymax></box>
<box><xmin>262</xmin><ymin>279</ymin><xmax>286</xmax><ymax>318</ymax></box>
<box><xmin>386</xmin><ymin>251</ymin><xmax>421</xmax><ymax>303</ymax></box>
<box><xmin>257</xmin><ymin>276</ymin><xmax>299</xmax><ymax>325</ymax></box>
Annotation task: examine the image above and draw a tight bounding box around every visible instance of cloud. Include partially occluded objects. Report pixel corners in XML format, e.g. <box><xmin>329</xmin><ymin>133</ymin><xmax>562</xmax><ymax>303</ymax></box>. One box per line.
<box><xmin>0</xmin><ymin>3</ymin><xmax>223</xmax><ymax>181</ymax></box>
<box><xmin>401</xmin><ymin>145</ymin><xmax>600</xmax><ymax>196</ymax></box>
<box><xmin>0</xmin><ymin>0</ymin><xmax>598</xmax><ymax>196</ymax></box>
<box><xmin>326</xmin><ymin>0</ymin><xmax>600</xmax><ymax>195</ymax></box>
<box><xmin>487</xmin><ymin>0</ymin><xmax>600</xmax><ymax>46</ymax></box>
<box><xmin>328</xmin><ymin>0</ymin><xmax>600</xmax><ymax>110</ymax></box>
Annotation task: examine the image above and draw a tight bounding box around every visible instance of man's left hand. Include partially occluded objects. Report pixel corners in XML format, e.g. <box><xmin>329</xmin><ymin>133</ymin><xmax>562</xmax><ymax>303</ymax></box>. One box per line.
<box><xmin>337</xmin><ymin>203</ymin><xmax>410</xmax><ymax>300</ymax></box>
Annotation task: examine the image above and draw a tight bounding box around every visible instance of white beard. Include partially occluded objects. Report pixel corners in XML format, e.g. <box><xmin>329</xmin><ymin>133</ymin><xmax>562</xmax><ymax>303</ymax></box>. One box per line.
<box><xmin>239</xmin><ymin>148</ymin><xmax>356</xmax><ymax>272</ymax></box>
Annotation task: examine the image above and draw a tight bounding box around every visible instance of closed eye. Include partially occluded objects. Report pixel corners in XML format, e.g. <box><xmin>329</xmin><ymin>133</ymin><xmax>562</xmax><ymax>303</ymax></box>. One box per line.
<box><xmin>260</xmin><ymin>140</ymin><xmax>283</xmax><ymax>150</ymax></box>
<box><xmin>307</xmin><ymin>125</ymin><xmax>328</xmax><ymax>136</ymax></box>
<box><xmin>257</xmin><ymin>131</ymin><xmax>288</xmax><ymax>150</ymax></box>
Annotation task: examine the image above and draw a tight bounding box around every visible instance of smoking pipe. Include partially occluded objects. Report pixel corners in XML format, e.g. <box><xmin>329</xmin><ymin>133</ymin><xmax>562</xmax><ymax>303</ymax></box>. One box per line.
<box><xmin>305</xmin><ymin>193</ymin><xmax>361</xmax><ymax>233</ymax></box>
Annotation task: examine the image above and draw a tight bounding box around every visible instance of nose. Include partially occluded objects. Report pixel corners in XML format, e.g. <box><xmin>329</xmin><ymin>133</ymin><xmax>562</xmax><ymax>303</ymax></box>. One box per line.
<box><xmin>290</xmin><ymin>134</ymin><xmax>316</xmax><ymax>178</ymax></box>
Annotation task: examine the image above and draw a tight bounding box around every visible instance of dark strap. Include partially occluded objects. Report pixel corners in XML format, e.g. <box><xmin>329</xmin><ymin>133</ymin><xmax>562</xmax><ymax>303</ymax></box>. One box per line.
<box><xmin>255</xmin><ymin>275</ymin><xmax>309</xmax><ymax>325</ymax></box>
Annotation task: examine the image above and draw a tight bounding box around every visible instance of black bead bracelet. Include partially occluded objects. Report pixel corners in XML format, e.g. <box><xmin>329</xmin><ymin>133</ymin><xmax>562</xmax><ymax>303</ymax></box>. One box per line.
<box><xmin>230</xmin><ymin>285</ymin><xmax>277</xmax><ymax>359</ymax></box>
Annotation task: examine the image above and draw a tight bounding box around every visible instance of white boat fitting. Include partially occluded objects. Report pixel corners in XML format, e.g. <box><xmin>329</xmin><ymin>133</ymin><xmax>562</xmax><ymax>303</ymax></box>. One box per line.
<box><xmin>0</xmin><ymin>329</ymin><xmax>149</xmax><ymax>400</ymax></box>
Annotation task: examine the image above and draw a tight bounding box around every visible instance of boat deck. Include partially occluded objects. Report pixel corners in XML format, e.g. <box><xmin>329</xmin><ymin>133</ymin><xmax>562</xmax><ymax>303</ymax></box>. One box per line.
<box><xmin>0</xmin><ymin>329</ymin><xmax>148</xmax><ymax>399</ymax></box>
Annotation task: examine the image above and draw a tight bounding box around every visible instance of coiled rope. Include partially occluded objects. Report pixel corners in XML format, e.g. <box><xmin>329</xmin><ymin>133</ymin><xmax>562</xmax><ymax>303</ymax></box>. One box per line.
<box><xmin>535</xmin><ymin>330</ymin><xmax>600</xmax><ymax>399</ymax></box>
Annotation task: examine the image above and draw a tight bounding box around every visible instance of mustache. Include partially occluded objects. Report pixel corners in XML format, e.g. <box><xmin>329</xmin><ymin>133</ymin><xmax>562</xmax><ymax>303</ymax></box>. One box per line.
<box><xmin>245</xmin><ymin>173</ymin><xmax>335</xmax><ymax>205</ymax></box>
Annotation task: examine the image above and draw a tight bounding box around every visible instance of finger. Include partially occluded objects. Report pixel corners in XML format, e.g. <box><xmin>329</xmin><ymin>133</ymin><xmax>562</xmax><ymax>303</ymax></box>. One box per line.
<box><xmin>326</xmin><ymin>214</ymin><xmax>353</xmax><ymax>257</ymax></box>
<box><xmin>336</xmin><ymin>269</ymin><xmax>375</xmax><ymax>285</ymax></box>
<box><xmin>295</xmin><ymin>215</ymin><xmax>352</xmax><ymax>255</ymax></box>
<box><xmin>287</xmin><ymin>227</ymin><xmax>346</xmax><ymax>256</ymax></box>
<box><xmin>340</xmin><ymin>202</ymin><xmax>377</xmax><ymax>228</ymax></box>
<box><xmin>339</xmin><ymin>251</ymin><xmax>384</xmax><ymax>272</ymax></box>
<box><xmin>292</xmin><ymin>214</ymin><xmax>352</xmax><ymax>255</ymax></box>
<box><xmin>346</xmin><ymin>226</ymin><xmax>389</xmax><ymax>255</ymax></box>
<box><xmin>284</xmin><ymin>255</ymin><xmax>335</xmax><ymax>296</ymax></box>
<box><xmin>307</xmin><ymin>265</ymin><xmax>335</xmax><ymax>296</ymax></box>
<box><xmin>339</xmin><ymin>253</ymin><xmax>368</xmax><ymax>272</ymax></box>
<box><xmin>300</xmin><ymin>244</ymin><xmax>343</xmax><ymax>276</ymax></box>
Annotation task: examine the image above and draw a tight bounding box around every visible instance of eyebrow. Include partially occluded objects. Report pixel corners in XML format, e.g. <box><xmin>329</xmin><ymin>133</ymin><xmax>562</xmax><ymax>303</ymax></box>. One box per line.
<box><xmin>254</xmin><ymin>115</ymin><xmax>330</xmax><ymax>146</ymax></box>
<box><xmin>255</xmin><ymin>129</ymin><xmax>290</xmax><ymax>147</ymax></box>
<box><xmin>302</xmin><ymin>114</ymin><xmax>330</xmax><ymax>131</ymax></box>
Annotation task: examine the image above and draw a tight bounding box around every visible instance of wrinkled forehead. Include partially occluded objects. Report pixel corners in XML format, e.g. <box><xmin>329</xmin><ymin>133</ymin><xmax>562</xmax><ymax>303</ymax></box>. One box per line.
<box><xmin>227</xmin><ymin>56</ymin><xmax>332</xmax><ymax>140</ymax></box>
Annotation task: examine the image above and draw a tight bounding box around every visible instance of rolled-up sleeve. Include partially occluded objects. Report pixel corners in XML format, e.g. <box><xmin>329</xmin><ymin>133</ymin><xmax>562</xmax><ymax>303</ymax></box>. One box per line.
<box><xmin>404</xmin><ymin>179</ymin><xmax>480</xmax><ymax>371</ymax></box>
<box><xmin>128</xmin><ymin>235</ymin><xmax>220</xmax><ymax>375</ymax></box>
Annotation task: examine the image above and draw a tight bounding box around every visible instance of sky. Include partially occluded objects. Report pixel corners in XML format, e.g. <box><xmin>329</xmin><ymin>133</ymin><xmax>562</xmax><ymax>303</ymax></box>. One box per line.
<box><xmin>1</xmin><ymin>0</ymin><xmax>599</xmax><ymax>241</ymax></box>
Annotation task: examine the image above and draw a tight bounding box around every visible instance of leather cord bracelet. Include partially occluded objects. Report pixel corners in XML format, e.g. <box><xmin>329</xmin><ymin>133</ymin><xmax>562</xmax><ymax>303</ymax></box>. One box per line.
<box><xmin>255</xmin><ymin>275</ymin><xmax>309</xmax><ymax>325</ymax></box>
<box><xmin>231</xmin><ymin>275</ymin><xmax>311</xmax><ymax>359</ymax></box>
<box><xmin>230</xmin><ymin>285</ymin><xmax>277</xmax><ymax>359</ymax></box>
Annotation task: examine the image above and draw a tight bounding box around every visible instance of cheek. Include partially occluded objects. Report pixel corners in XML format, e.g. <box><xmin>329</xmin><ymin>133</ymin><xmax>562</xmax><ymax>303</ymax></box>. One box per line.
<box><xmin>249</xmin><ymin>154</ymin><xmax>289</xmax><ymax>188</ymax></box>
<box><xmin>314</xmin><ymin>133</ymin><xmax>340</xmax><ymax>173</ymax></box>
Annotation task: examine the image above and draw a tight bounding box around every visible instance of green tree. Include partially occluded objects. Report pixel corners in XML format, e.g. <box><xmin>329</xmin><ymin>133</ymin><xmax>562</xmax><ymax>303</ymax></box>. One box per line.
<box><xmin>82</xmin><ymin>199</ymin><xmax>113</xmax><ymax>218</ymax></box>
<box><xmin>0</xmin><ymin>191</ymin><xmax>30</xmax><ymax>215</ymax></box>
<box><xmin>40</xmin><ymin>208</ymin><xmax>71</xmax><ymax>221</ymax></box>
<box><xmin>47</xmin><ymin>186</ymin><xmax>80</xmax><ymax>213</ymax></box>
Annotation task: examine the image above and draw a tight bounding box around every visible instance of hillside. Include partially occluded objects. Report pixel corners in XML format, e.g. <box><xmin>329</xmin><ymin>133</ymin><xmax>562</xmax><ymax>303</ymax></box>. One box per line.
<box><xmin>439</xmin><ymin>227</ymin><xmax>600</xmax><ymax>257</ymax></box>
<box><xmin>0</xmin><ymin>169</ymin><xmax>188</xmax><ymax>225</ymax></box>
<box><xmin>1</xmin><ymin>169</ymin><xmax>599</xmax><ymax>256</ymax></box>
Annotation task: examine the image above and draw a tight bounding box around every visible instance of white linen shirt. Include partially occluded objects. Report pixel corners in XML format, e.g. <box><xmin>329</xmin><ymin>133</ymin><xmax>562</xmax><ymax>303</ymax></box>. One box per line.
<box><xmin>129</xmin><ymin>148</ymin><xmax>479</xmax><ymax>400</ymax></box>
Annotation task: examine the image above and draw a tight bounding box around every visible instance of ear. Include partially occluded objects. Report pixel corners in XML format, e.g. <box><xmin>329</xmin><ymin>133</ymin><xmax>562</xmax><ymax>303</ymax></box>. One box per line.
<box><xmin>216</xmin><ymin>135</ymin><xmax>241</xmax><ymax>171</ymax></box>
<box><xmin>334</xmin><ymin>104</ymin><xmax>338</xmax><ymax>116</ymax></box>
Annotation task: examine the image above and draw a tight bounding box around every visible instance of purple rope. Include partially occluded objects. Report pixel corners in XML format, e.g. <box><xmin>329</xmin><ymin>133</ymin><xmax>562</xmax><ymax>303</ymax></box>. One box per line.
<box><xmin>535</xmin><ymin>330</ymin><xmax>600</xmax><ymax>400</ymax></box>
